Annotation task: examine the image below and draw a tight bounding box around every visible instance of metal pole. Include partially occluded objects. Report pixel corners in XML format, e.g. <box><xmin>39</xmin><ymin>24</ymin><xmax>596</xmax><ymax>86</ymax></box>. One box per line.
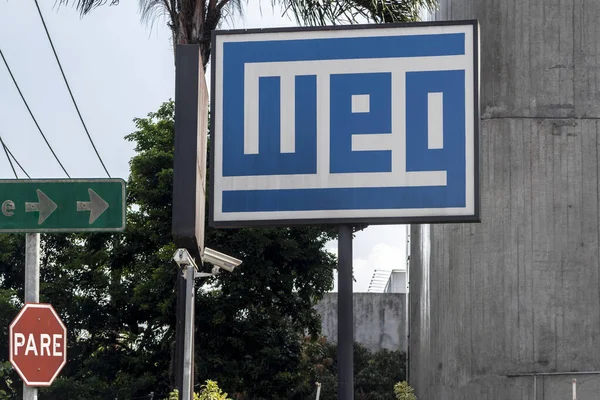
<box><xmin>24</xmin><ymin>233</ymin><xmax>39</xmax><ymax>400</ymax></box>
<box><xmin>572</xmin><ymin>378</ymin><xmax>576</xmax><ymax>400</ymax></box>
<box><xmin>315</xmin><ymin>382</ymin><xmax>322</xmax><ymax>400</ymax></box>
<box><xmin>181</xmin><ymin>264</ymin><xmax>195</xmax><ymax>400</ymax></box>
<box><xmin>405</xmin><ymin>225</ymin><xmax>410</xmax><ymax>385</ymax></box>
<box><xmin>175</xmin><ymin>269</ymin><xmax>186</xmax><ymax>399</ymax></box>
<box><xmin>337</xmin><ymin>225</ymin><xmax>354</xmax><ymax>400</ymax></box>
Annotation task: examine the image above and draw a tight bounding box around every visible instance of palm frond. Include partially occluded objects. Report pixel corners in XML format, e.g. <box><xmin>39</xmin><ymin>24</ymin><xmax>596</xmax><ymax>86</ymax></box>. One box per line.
<box><xmin>275</xmin><ymin>0</ymin><xmax>437</xmax><ymax>26</ymax></box>
<box><xmin>56</xmin><ymin>0</ymin><xmax>438</xmax><ymax>68</ymax></box>
<box><xmin>138</xmin><ymin>0</ymin><xmax>170</xmax><ymax>32</ymax></box>
<box><xmin>216</xmin><ymin>0</ymin><xmax>245</xmax><ymax>28</ymax></box>
<box><xmin>56</xmin><ymin>0</ymin><xmax>120</xmax><ymax>16</ymax></box>
<box><xmin>139</xmin><ymin>0</ymin><xmax>168</xmax><ymax>24</ymax></box>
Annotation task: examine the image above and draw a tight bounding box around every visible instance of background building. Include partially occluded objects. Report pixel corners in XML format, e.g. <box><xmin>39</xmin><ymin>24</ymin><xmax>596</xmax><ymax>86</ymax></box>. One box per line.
<box><xmin>384</xmin><ymin>270</ymin><xmax>407</xmax><ymax>294</ymax></box>
<box><xmin>315</xmin><ymin>292</ymin><xmax>407</xmax><ymax>353</ymax></box>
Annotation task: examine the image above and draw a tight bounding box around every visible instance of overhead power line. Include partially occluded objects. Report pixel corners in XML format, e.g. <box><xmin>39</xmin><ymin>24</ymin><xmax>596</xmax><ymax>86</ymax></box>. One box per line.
<box><xmin>5</xmin><ymin>143</ymin><xmax>31</xmax><ymax>179</ymax></box>
<box><xmin>1</xmin><ymin>137</ymin><xmax>18</xmax><ymax>178</ymax></box>
<box><xmin>1</xmin><ymin>135</ymin><xmax>31</xmax><ymax>178</ymax></box>
<box><xmin>0</xmin><ymin>47</ymin><xmax>71</xmax><ymax>177</ymax></box>
<box><xmin>33</xmin><ymin>0</ymin><xmax>111</xmax><ymax>178</ymax></box>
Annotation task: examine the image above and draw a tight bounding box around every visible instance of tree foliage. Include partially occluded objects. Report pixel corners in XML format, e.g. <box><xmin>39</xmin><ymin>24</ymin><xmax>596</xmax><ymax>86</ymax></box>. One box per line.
<box><xmin>166</xmin><ymin>380</ymin><xmax>231</xmax><ymax>400</ymax></box>
<box><xmin>394</xmin><ymin>381</ymin><xmax>417</xmax><ymax>400</ymax></box>
<box><xmin>0</xmin><ymin>235</ymin><xmax>25</xmax><ymax>399</ymax></box>
<box><xmin>0</xmin><ymin>101</ymin><xmax>337</xmax><ymax>399</ymax></box>
<box><xmin>293</xmin><ymin>337</ymin><xmax>407</xmax><ymax>400</ymax></box>
<box><xmin>196</xmin><ymin>380</ymin><xmax>231</xmax><ymax>400</ymax></box>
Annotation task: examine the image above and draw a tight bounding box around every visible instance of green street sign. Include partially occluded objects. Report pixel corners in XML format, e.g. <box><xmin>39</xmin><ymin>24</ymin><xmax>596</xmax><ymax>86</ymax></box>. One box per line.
<box><xmin>0</xmin><ymin>179</ymin><xmax>126</xmax><ymax>233</ymax></box>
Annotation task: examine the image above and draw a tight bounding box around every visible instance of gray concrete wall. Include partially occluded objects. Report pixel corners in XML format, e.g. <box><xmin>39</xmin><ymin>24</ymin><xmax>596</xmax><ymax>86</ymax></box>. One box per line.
<box><xmin>315</xmin><ymin>293</ymin><xmax>406</xmax><ymax>353</ymax></box>
<box><xmin>409</xmin><ymin>0</ymin><xmax>600</xmax><ymax>399</ymax></box>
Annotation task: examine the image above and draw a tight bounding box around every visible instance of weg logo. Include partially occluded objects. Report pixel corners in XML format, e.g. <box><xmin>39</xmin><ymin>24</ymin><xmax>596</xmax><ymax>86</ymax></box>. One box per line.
<box><xmin>211</xmin><ymin>22</ymin><xmax>479</xmax><ymax>226</ymax></box>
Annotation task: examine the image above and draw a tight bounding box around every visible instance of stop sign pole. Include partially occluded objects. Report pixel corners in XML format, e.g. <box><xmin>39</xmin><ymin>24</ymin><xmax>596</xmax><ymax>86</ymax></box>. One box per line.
<box><xmin>26</xmin><ymin>233</ymin><xmax>38</xmax><ymax>400</ymax></box>
<box><xmin>8</xmin><ymin>233</ymin><xmax>67</xmax><ymax>399</ymax></box>
<box><xmin>25</xmin><ymin>233</ymin><xmax>41</xmax><ymax>400</ymax></box>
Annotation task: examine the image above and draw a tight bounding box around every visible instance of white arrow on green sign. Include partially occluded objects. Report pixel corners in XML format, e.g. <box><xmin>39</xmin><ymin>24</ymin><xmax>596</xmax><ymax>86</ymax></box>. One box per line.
<box><xmin>0</xmin><ymin>179</ymin><xmax>126</xmax><ymax>233</ymax></box>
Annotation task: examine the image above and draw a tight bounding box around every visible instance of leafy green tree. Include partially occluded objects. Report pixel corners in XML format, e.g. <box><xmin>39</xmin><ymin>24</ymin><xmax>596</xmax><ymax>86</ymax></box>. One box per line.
<box><xmin>294</xmin><ymin>336</ymin><xmax>338</xmax><ymax>400</ymax></box>
<box><xmin>0</xmin><ymin>235</ymin><xmax>24</xmax><ymax>399</ymax></box>
<box><xmin>58</xmin><ymin>0</ymin><xmax>437</xmax><ymax>67</ymax></box>
<box><xmin>165</xmin><ymin>380</ymin><xmax>231</xmax><ymax>400</ymax></box>
<box><xmin>196</xmin><ymin>380</ymin><xmax>231</xmax><ymax>400</ymax></box>
<box><xmin>0</xmin><ymin>100</ymin><xmax>337</xmax><ymax>399</ymax></box>
<box><xmin>0</xmin><ymin>361</ymin><xmax>16</xmax><ymax>399</ymax></box>
<box><xmin>293</xmin><ymin>337</ymin><xmax>407</xmax><ymax>400</ymax></box>
<box><xmin>394</xmin><ymin>381</ymin><xmax>417</xmax><ymax>400</ymax></box>
<box><xmin>355</xmin><ymin>348</ymin><xmax>407</xmax><ymax>400</ymax></box>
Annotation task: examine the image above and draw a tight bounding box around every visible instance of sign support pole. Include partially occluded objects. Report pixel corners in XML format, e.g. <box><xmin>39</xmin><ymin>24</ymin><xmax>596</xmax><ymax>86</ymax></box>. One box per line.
<box><xmin>337</xmin><ymin>225</ymin><xmax>354</xmax><ymax>400</ymax></box>
<box><xmin>23</xmin><ymin>233</ymin><xmax>40</xmax><ymax>400</ymax></box>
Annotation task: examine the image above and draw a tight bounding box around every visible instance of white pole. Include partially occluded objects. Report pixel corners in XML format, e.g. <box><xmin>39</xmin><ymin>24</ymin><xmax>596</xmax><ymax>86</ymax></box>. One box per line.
<box><xmin>181</xmin><ymin>264</ymin><xmax>195</xmax><ymax>400</ymax></box>
<box><xmin>23</xmin><ymin>233</ymin><xmax>40</xmax><ymax>400</ymax></box>
<box><xmin>572</xmin><ymin>378</ymin><xmax>576</xmax><ymax>400</ymax></box>
<box><xmin>315</xmin><ymin>382</ymin><xmax>321</xmax><ymax>400</ymax></box>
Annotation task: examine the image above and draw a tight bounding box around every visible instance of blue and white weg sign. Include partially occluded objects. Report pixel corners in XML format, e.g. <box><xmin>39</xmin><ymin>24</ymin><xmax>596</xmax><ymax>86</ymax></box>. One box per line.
<box><xmin>210</xmin><ymin>21</ymin><xmax>480</xmax><ymax>227</ymax></box>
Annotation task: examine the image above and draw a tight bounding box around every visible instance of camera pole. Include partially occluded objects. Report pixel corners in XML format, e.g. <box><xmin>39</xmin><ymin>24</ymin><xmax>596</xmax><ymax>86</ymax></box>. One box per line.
<box><xmin>182</xmin><ymin>262</ymin><xmax>196</xmax><ymax>400</ymax></box>
<box><xmin>174</xmin><ymin>250</ymin><xmax>198</xmax><ymax>400</ymax></box>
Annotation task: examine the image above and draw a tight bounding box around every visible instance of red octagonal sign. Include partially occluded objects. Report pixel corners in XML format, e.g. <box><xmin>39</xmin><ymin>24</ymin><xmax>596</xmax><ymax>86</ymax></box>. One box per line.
<box><xmin>9</xmin><ymin>303</ymin><xmax>67</xmax><ymax>386</ymax></box>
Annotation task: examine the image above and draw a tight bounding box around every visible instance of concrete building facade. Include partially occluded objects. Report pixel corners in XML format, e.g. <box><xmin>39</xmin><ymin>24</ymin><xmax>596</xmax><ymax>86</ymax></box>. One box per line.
<box><xmin>409</xmin><ymin>0</ymin><xmax>600</xmax><ymax>399</ymax></box>
<box><xmin>384</xmin><ymin>270</ymin><xmax>407</xmax><ymax>294</ymax></box>
<box><xmin>315</xmin><ymin>293</ymin><xmax>406</xmax><ymax>353</ymax></box>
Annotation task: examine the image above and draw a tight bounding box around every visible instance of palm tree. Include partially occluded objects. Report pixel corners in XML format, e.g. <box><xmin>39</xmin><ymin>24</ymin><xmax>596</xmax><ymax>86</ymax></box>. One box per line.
<box><xmin>58</xmin><ymin>0</ymin><xmax>436</xmax><ymax>68</ymax></box>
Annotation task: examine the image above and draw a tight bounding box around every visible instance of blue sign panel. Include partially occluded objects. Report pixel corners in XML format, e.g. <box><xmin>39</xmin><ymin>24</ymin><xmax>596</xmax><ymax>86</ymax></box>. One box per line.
<box><xmin>210</xmin><ymin>21</ymin><xmax>480</xmax><ymax>227</ymax></box>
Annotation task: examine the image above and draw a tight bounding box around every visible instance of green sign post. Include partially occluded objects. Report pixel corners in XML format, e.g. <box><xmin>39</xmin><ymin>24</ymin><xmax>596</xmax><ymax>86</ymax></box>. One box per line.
<box><xmin>0</xmin><ymin>179</ymin><xmax>126</xmax><ymax>233</ymax></box>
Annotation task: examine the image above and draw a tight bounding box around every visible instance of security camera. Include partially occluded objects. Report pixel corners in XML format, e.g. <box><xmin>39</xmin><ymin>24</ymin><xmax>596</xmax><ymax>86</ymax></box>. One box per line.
<box><xmin>201</xmin><ymin>247</ymin><xmax>242</xmax><ymax>272</ymax></box>
<box><xmin>173</xmin><ymin>248</ymin><xmax>197</xmax><ymax>268</ymax></box>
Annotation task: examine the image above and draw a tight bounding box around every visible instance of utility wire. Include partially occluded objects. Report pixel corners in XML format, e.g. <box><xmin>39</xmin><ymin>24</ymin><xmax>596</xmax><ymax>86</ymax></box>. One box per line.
<box><xmin>0</xmin><ymin>47</ymin><xmax>71</xmax><ymax>177</ymax></box>
<box><xmin>4</xmin><ymin>141</ymin><xmax>31</xmax><ymax>178</ymax></box>
<box><xmin>1</xmin><ymin>137</ymin><xmax>18</xmax><ymax>178</ymax></box>
<box><xmin>0</xmin><ymin>135</ymin><xmax>31</xmax><ymax>178</ymax></box>
<box><xmin>33</xmin><ymin>0</ymin><xmax>111</xmax><ymax>178</ymax></box>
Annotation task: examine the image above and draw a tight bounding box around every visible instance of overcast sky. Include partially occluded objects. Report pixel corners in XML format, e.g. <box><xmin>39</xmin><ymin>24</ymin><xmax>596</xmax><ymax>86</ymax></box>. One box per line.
<box><xmin>0</xmin><ymin>1</ymin><xmax>406</xmax><ymax>292</ymax></box>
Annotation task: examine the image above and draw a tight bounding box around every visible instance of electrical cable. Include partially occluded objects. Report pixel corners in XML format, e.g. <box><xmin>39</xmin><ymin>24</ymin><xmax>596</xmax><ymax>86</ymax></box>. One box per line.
<box><xmin>0</xmin><ymin>47</ymin><xmax>71</xmax><ymax>177</ymax></box>
<box><xmin>33</xmin><ymin>0</ymin><xmax>111</xmax><ymax>177</ymax></box>
<box><xmin>4</xmin><ymin>140</ymin><xmax>31</xmax><ymax>178</ymax></box>
<box><xmin>1</xmin><ymin>135</ymin><xmax>31</xmax><ymax>178</ymax></box>
<box><xmin>1</xmin><ymin>137</ymin><xmax>18</xmax><ymax>178</ymax></box>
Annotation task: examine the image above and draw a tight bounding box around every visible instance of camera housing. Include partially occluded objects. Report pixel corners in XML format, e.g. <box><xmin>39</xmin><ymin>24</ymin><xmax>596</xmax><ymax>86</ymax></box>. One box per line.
<box><xmin>201</xmin><ymin>247</ymin><xmax>242</xmax><ymax>272</ymax></box>
<box><xmin>173</xmin><ymin>248</ymin><xmax>197</xmax><ymax>268</ymax></box>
